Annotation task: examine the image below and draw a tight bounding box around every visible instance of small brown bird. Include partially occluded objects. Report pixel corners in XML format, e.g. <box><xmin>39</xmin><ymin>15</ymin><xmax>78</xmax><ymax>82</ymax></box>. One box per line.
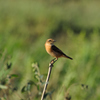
<box><xmin>45</xmin><ymin>39</ymin><xmax>73</xmax><ymax>62</ymax></box>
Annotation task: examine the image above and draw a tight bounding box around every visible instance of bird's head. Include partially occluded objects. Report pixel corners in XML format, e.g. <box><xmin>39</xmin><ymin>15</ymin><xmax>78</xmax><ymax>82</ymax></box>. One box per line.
<box><xmin>46</xmin><ymin>38</ymin><xmax>56</xmax><ymax>45</ymax></box>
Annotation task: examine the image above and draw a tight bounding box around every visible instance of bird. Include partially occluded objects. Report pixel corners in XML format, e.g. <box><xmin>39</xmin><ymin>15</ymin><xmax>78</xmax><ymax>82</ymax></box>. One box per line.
<box><xmin>45</xmin><ymin>38</ymin><xmax>73</xmax><ymax>63</ymax></box>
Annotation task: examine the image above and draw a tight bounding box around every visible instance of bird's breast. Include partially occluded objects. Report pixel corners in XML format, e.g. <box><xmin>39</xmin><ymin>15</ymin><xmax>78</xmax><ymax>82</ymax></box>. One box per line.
<box><xmin>45</xmin><ymin>44</ymin><xmax>53</xmax><ymax>54</ymax></box>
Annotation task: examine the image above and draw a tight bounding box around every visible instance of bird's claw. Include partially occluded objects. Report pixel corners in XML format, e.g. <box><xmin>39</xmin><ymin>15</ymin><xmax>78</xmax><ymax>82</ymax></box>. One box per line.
<box><xmin>49</xmin><ymin>62</ymin><xmax>53</xmax><ymax>67</ymax></box>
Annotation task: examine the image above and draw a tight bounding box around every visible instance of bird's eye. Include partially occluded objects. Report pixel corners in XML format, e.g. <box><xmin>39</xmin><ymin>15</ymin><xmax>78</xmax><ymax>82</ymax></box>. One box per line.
<box><xmin>48</xmin><ymin>39</ymin><xmax>51</xmax><ymax>42</ymax></box>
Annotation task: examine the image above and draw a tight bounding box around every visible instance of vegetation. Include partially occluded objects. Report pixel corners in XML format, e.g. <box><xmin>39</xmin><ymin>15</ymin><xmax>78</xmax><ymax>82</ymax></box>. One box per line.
<box><xmin>0</xmin><ymin>0</ymin><xmax>100</xmax><ymax>100</ymax></box>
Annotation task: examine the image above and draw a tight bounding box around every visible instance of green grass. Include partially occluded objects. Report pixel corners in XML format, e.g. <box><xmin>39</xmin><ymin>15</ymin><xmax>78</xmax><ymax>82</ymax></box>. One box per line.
<box><xmin>0</xmin><ymin>0</ymin><xmax>100</xmax><ymax>100</ymax></box>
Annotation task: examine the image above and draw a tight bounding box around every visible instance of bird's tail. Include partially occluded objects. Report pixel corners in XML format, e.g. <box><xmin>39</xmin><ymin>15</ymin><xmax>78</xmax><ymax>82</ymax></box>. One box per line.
<box><xmin>63</xmin><ymin>54</ymin><xmax>73</xmax><ymax>60</ymax></box>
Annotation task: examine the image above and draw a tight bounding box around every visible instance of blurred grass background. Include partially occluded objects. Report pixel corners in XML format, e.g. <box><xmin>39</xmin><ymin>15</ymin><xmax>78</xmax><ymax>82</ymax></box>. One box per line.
<box><xmin>0</xmin><ymin>0</ymin><xmax>100</xmax><ymax>100</ymax></box>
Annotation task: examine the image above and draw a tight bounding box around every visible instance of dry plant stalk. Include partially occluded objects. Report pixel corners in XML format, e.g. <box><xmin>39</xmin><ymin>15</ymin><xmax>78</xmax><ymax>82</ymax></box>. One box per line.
<box><xmin>41</xmin><ymin>59</ymin><xmax>57</xmax><ymax>100</ymax></box>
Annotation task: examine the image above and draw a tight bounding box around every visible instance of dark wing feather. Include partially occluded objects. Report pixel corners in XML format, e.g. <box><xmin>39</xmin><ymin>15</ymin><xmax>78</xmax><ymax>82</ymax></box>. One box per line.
<box><xmin>51</xmin><ymin>45</ymin><xmax>65</xmax><ymax>55</ymax></box>
<box><xmin>51</xmin><ymin>45</ymin><xmax>73</xmax><ymax>60</ymax></box>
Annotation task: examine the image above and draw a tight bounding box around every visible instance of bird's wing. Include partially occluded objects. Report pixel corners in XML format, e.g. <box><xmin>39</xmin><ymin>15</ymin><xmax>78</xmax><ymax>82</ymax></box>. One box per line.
<box><xmin>51</xmin><ymin>45</ymin><xmax>73</xmax><ymax>60</ymax></box>
<box><xmin>51</xmin><ymin>45</ymin><xmax>65</xmax><ymax>55</ymax></box>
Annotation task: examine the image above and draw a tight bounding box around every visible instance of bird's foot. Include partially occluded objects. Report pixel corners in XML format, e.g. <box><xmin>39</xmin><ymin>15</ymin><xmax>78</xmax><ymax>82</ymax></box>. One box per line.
<box><xmin>49</xmin><ymin>62</ymin><xmax>53</xmax><ymax>67</ymax></box>
<box><xmin>49</xmin><ymin>58</ymin><xmax>57</xmax><ymax>67</ymax></box>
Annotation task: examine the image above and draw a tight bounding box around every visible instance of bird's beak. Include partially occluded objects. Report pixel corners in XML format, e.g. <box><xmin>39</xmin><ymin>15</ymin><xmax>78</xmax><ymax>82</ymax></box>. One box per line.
<box><xmin>53</xmin><ymin>40</ymin><xmax>56</xmax><ymax>42</ymax></box>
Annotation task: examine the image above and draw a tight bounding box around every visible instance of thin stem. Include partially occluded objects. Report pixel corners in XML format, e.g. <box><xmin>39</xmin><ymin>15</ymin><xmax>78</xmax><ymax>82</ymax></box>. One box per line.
<box><xmin>41</xmin><ymin>59</ymin><xmax>57</xmax><ymax>100</ymax></box>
